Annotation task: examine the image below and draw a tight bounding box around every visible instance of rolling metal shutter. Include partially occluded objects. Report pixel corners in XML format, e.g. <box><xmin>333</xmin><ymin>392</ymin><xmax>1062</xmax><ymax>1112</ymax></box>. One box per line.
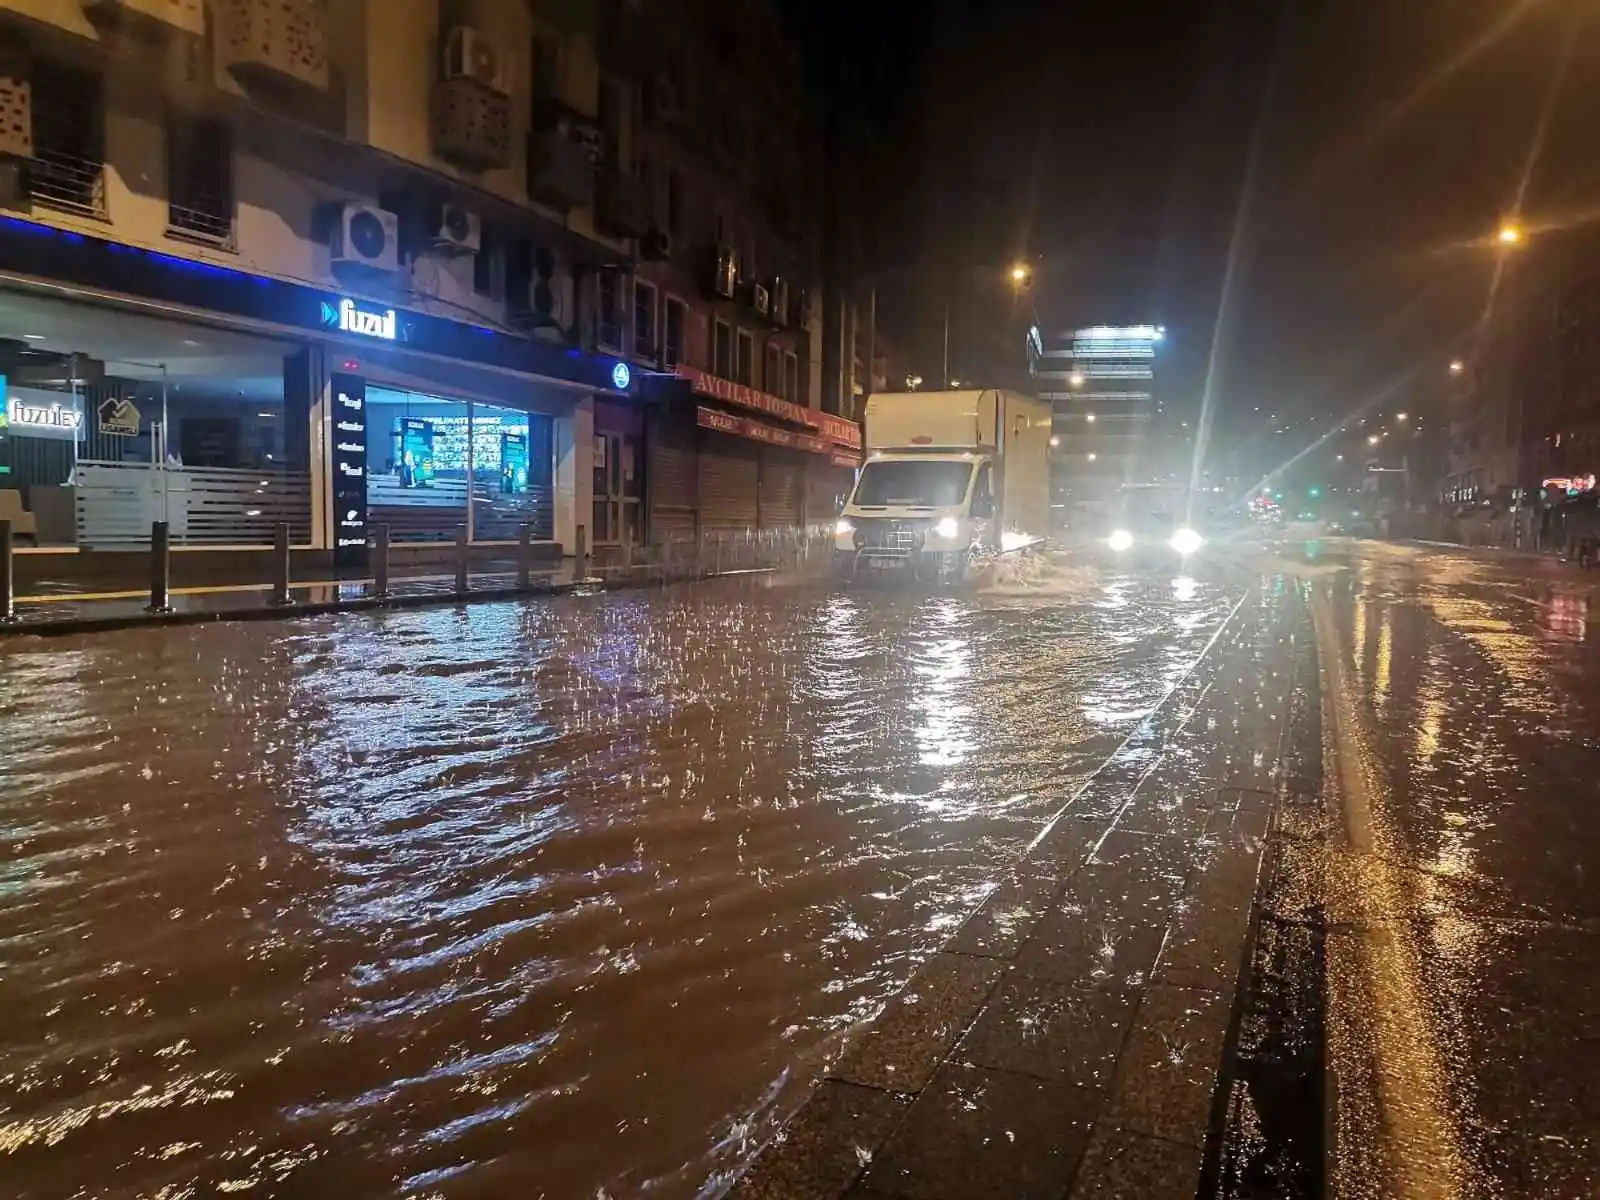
<box><xmin>648</xmin><ymin>413</ymin><xmax>698</xmax><ymax>543</ymax></box>
<box><xmin>807</xmin><ymin>461</ymin><xmax>856</xmax><ymax>529</ymax></box>
<box><xmin>759</xmin><ymin>447</ymin><xmax>804</xmax><ymax>530</ymax></box>
<box><xmin>697</xmin><ymin>432</ymin><xmax>759</xmax><ymax>531</ymax></box>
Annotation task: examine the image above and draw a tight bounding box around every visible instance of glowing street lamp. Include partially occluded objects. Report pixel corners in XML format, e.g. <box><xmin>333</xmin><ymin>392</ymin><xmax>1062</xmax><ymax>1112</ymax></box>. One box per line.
<box><xmin>1069</xmin><ymin>372</ymin><xmax>1085</xmax><ymax>388</ymax></box>
<box><xmin>1368</xmin><ymin>434</ymin><xmax>1380</xmax><ymax>445</ymax></box>
<box><xmin>1085</xmin><ymin>413</ymin><xmax>1096</xmax><ymax>422</ymax></box>
<box><xmin>1009</xmin><ymin>263</ymin><xmax>1031</xmax><ymax>285</ymax></box>
<box><xmin>1498</xmin><ymin>222</ymin><xmax>1523</xmax><ymax>247</ymax></box>
<box><xmin>1397</xmin><ymin>412</ymin><xmax>1409</xmax><ymax>421</ymax></box>
<box><xmin>1449</xmin><ymin>359</ymin><xmax>1464</xmax><ymax>374</ymax></box>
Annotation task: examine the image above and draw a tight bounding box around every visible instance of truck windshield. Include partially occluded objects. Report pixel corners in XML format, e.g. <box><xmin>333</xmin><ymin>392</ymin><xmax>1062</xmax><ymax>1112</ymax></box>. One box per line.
<box><xmin>852</xmin><ymin>460</ymin><xmax>974</xmax><ymax>508</ymax></box>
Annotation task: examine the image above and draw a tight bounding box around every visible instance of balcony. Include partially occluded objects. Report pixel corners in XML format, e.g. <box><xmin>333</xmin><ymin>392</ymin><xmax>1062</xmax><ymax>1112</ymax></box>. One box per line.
<box><xmin>433</xmin><ymin>79</ymin><xmax>513</xmax><ymax>171</ymax></box>
<box><xmin>528</xmin><ymin>128</ymin><xmax>594</xmax><ymax>212</ymax></box>
<box><xmin>594</xmin><ymin>167</ymin><xmax>646</xmax><ymax>240</ymax></box>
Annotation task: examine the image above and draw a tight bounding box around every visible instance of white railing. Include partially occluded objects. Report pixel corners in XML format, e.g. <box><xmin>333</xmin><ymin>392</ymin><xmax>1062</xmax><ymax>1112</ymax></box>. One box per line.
<box><xmin>76</xmin><ymin>462</ymin><xmax>312</xmax><ymax>548</ymax></box>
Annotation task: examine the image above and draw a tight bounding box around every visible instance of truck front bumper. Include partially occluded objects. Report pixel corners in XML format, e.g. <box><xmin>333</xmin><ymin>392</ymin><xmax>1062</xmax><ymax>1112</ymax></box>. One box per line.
<box><xmin>833</xmin><ymin>548</ymin><xmax>971</xmax><ymax>582</ymax></box>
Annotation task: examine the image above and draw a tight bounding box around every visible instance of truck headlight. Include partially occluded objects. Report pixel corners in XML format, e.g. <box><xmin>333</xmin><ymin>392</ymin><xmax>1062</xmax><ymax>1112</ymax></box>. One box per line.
<box><xmin>835</xmin><ymin>518</ymin><xmax>854</xmax><ymax>536</ymax></box>
<box><xmin>934</xmin><ymin>517</ymin><xmax>960</xmax><ymax>539</ymax></box>
<box><xmin>1169</xmin><ymin>528</ymin><xmax>1204</xmax><ymax>555</ymax></box>
<box><xmin>1107</xmin><ymin>529</ymin><xmax>1134</xmax><ymax>552</ymax></box>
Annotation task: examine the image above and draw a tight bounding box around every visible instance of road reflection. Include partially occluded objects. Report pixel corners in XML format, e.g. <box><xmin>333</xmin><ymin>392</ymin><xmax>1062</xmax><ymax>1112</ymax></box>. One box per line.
<box><xmin>0</xmin><ymin>565</ymin><xmax>1242</xmax><ymax>1197</ymax></box>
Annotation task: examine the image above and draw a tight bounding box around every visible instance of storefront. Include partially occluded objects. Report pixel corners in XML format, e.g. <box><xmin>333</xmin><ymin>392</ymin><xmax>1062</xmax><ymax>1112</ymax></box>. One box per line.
<box><xmin>0</xmin><ymin>287</ymin><xmax>313</xmax><ymax>548</ymax></box>
<box><xmin>0</xmin><ymin>215</ymin><xmax>628</xmax><ymax>558</ymax></box>
<box><xmin>643</xmin><ymin>366</ymin><xmax>861</xmax><ymax>539</ymax></box>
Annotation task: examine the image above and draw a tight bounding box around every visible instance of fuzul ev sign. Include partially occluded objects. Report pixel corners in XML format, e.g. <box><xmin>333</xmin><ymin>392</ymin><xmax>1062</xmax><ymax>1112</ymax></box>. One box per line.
<box><xmin>321</xmin><ymin>297</ymin><xmax>397</xmax><ymax>341</ymax></box>
<box><xmin>7</xmin><ymin>397</ymin><xmax>83</xmax><ymax>433</ymax></box>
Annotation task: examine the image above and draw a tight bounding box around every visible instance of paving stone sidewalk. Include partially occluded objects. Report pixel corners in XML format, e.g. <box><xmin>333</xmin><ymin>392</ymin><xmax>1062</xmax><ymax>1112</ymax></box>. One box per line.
<box><xmin>732</xmin><ymin>581</ymin><xmax>1315</xmax><ymax>1200</ymax></box>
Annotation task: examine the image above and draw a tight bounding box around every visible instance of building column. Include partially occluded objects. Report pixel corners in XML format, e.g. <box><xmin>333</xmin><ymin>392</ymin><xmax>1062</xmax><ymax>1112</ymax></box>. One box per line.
<box><xmin>553</xmin><ymin>394</ymin><xmax>594</xmax><ymax>555</ymax></box>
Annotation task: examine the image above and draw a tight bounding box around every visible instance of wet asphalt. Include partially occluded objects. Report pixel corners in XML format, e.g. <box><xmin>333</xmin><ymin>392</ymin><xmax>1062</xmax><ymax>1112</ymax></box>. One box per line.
<box><xmin>3</xmin><ymin>539</ymin><xmax>1598</xmax><ymax>1198</ymax></box>
<box><xmin>1308</xmin><ymin>540</ymin><xmax>1600</xmax><ymax>1199</ymax></box>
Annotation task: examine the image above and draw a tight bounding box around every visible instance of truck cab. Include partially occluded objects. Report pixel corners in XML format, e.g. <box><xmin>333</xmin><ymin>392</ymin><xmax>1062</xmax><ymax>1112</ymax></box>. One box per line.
<box><xmin>832</xmin><ymin>389</ymin><xmax>1050</xmax><ymax>582</ymax></box>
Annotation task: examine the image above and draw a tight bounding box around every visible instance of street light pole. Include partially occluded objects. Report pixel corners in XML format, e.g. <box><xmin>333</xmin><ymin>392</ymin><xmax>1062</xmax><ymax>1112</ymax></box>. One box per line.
<box><xmin>942</xmin><ymin>301</ymin><xmax>950</xmax><ymax>385</ymax></box>
<box><xmin>867</xmin><ymin>285</ymin><xmax>877</xmax><ymax>403</ymax></box>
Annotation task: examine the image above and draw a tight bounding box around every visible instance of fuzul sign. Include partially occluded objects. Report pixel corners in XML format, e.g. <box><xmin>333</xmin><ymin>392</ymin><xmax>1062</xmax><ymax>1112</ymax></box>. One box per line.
<box><xmin>322</xmin><ymin>297</ymin><xmax>397</xmax><ymax>341</ymax></box>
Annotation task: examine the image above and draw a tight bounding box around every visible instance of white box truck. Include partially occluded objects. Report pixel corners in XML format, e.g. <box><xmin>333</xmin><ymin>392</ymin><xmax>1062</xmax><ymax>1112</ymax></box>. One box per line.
<box><xmin>832</xmin><ymin>389</ymin><xmax>1052</xmax><ymax>581</ymax></box>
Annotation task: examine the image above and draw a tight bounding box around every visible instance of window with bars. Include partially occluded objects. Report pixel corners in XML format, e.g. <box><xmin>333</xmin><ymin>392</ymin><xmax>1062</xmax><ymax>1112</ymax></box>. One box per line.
<box><xmin>736</xmin><ymin>329</ymin><xmax>754</xmax><ymax>386</ymax></box>
<box><xmin>597</xmin><ymin>271</ymin><xmax>622</xmax><ymax>350</ymax></box>
<box><xmin>764</xmin><ymin>343</ymin><xmax>780</xmax><ymax>396</ymax></box>
<box><xmin>167</xmin><ymin>115</ymin><xmax>235</xmax><ymax>244</ymax></box>
<box><xmin>29</xmin><ymin>61</ymin><xmax>106</xmax><ymax>217</ymax></box>
<box><xmin>473</xmin><ymin>226</ymin><xmax>502</xmax><ymax>300</ymax></box>
<box><xmin>633</xmin><ymin>280</ymin><xmax>657</xmax><ymax>359</ymax></box>
<box><xmin>664</xmin><ymin>298</ymin><xmax>686</xmax><ymax>368</ymax></box>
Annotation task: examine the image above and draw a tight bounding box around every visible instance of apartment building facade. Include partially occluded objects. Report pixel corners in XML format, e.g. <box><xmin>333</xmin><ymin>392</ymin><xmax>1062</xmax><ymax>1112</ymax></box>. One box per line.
<box><xmin>598</xmin><ymin>0</ymin><xmax>862</xmax><ymax>543</ymax></box>
<box><xmin>0</xmin><ymin>0</ymin><xmax>859</xmax><ymax>560</ymax></box>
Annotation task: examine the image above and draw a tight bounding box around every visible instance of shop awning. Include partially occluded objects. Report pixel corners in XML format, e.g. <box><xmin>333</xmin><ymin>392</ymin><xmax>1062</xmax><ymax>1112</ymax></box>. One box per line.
<box><xmin>677</xmin><ymin>366</ymin><xmax>861</xmax><ymax>451</ymax></box>
<box><xmin>696</xmin><ymin>405</ymin><xmax>860</xmax><ymax>463</ymax></box>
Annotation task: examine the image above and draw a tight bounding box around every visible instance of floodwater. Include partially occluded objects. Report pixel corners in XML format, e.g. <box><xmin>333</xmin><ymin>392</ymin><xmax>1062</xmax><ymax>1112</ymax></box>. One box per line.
<box><xmin>1</xmin><ymin>561</ymin><xmax>1242</xmax><ymax>1198</ymax></box>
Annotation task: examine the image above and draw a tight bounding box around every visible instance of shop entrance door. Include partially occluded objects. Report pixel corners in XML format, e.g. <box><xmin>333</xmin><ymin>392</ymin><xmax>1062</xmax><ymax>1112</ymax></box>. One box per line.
<box><xmin>592</xmin><ymin>431</ymin><xmax>643</xmax><ymax>547</ymax></box>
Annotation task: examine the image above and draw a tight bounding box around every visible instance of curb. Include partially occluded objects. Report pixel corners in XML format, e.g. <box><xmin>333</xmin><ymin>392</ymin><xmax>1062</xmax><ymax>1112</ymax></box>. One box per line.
<box><xmin>0</xmin><ymin>566</ymin><xmax>776</xmax><ymax>639</ymax></box>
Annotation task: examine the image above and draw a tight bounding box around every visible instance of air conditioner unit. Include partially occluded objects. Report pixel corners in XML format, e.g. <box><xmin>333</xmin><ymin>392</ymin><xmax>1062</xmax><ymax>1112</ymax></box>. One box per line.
<box><xmin>429</xmin><ymin>203</ymin><xmax>481</xmax><ymax>254</ymax></box>
<box><xmin>331</xmin><ymin>202</ymin><xmax>400</xmax><ymax>273</ymax></box>
<box><xmin>509</xmin><ymin>242</ymin><xmax>574</xmax><ymax>339</ymax></box>
<box><xmin>712</xmin><ymin>244</ymin><xmax>737</xmax><ymax>299</ymax></box>
<box><xmin>444</xmin><ymin>26</ymin><xmax>507</xmax><ymax>94</ymax></box>
<box><xmin>82</xmin><ymin>0</ymin><xmax>205</xmax><ymax>37</ymax></box>
<box><xmin>748</xmin><ymin>282</ymin><xmax>770</xmax><ymax>317</ymax></box>
<box><xmin>640</xmin><ymin>227</ymin><xmax>672</xmax><ymax>262</ymax></box>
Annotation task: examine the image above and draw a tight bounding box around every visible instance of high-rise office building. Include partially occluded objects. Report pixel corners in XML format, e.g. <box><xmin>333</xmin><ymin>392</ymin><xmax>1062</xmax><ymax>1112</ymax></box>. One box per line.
<box><xmin>1028</xmin><ymin>322</ymin><xmax>1164</xmax><ymax>522</ymax></box>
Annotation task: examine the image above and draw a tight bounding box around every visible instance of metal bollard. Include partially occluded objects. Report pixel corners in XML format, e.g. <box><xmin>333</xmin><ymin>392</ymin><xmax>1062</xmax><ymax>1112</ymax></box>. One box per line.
<box><xmin>454</xmin><ymin>525</ymin><xmax>469</xmax><ymax>595</ymax></box>
<box><xmin>269</xmin><ymin>522</ymin><xmax>293</xmax><ymax>607</ymax></box>
<box><xmin>575</xmin><ymin>523</ymin><xmax>589</xmax><ymax>580</ymax></box>
<box><xmin>373</xmin><ymin>524</ymin><xmax>391</xmax><ymax>600</ymax></box>
<box><xmin>147</xmin><ymin>520</ymin><xmax>172</xmax><ymax>613</ymax></box>
<box><xmin>0</xmin><ymin>519</ymin><xmax>15</xmax><ymax>625</ymax></box>
<box><xmin>517</xmin><ymin>523</ymin><xmax>533</xmax><ymax>590</ymax></box>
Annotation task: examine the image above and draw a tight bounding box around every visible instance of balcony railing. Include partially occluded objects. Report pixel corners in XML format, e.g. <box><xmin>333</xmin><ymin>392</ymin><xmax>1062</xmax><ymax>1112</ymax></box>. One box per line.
<box><xmin>30</xmin><ymin>149</ymin><xmax>106</xmax><ymax>217</ymax></box>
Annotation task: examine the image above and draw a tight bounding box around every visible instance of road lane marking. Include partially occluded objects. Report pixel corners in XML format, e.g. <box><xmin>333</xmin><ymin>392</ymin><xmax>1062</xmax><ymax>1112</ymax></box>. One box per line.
<box><xmin>1313</xmin><ymin>587</ymin><xmax>1474</xmax><ymax>1200</ymax></box>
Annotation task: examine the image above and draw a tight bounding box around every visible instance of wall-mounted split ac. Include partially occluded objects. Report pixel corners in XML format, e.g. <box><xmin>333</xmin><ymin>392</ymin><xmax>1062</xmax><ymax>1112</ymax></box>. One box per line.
<box><xmin>429</xmin><ymin>203</ymin><xmax>481</xmax><ymax>254</ymax></box>
<box><xmin>444</xmin><ymin>26</ymin><xmax>507</xmax><ymax>94</ymax></box>
<box><xmin>330</xmin><ymin>202</ymin><xmax>400</xmax><ymax>273</ymax></box>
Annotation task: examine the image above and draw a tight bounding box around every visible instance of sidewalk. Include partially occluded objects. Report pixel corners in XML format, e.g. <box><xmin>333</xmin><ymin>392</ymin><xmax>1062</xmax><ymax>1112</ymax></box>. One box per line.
<box><xmin>0</xmin><ymin>559</ymin><xmax>788</xmax><ymax>637</ymax></box>
<box><xmin>2</xmin><ymin>534</ymin><xmax>819</xmax><ymax>636</ymax></box>
<box><xmin>731</xmin><ymin>580</ymin><xmax>1318</xmax><ymax>1200</ymax></box>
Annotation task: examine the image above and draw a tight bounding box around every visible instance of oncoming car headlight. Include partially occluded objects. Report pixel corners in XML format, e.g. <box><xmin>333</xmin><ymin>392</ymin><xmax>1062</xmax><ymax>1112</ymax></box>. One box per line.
<box><xmin>1169</xmin><ymin>527</ymin><xmax>1204</xmax><ymax>556</ymax></box>
<box><xmin>835</xmin><ymin>518</ymin><xmax>854</xmax><ymax>536</ymax></box>
<box><xmin>1107</xmin><ymin>529</ymin><xmax>1134</xmax><ymax>552</ymax></box>
<box><xmin>934</xmin><ymin>517</ymin><xmax>960</xmax><ymax>539</ymax></box>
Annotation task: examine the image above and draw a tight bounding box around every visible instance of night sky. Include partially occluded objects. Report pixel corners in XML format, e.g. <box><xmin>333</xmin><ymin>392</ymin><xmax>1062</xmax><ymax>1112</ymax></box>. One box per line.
<box><xmin>782</xmin><ymin>0</ymin><xmax>1595</xmax><ymax>482</ymax></box>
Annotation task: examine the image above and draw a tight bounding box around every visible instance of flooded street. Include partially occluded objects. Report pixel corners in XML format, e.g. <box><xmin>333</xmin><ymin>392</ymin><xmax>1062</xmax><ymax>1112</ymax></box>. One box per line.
<box><xmin>0</xmin><ymin>563</ymin><xmax>1244</xmax><ymax>1199</ymax></box>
